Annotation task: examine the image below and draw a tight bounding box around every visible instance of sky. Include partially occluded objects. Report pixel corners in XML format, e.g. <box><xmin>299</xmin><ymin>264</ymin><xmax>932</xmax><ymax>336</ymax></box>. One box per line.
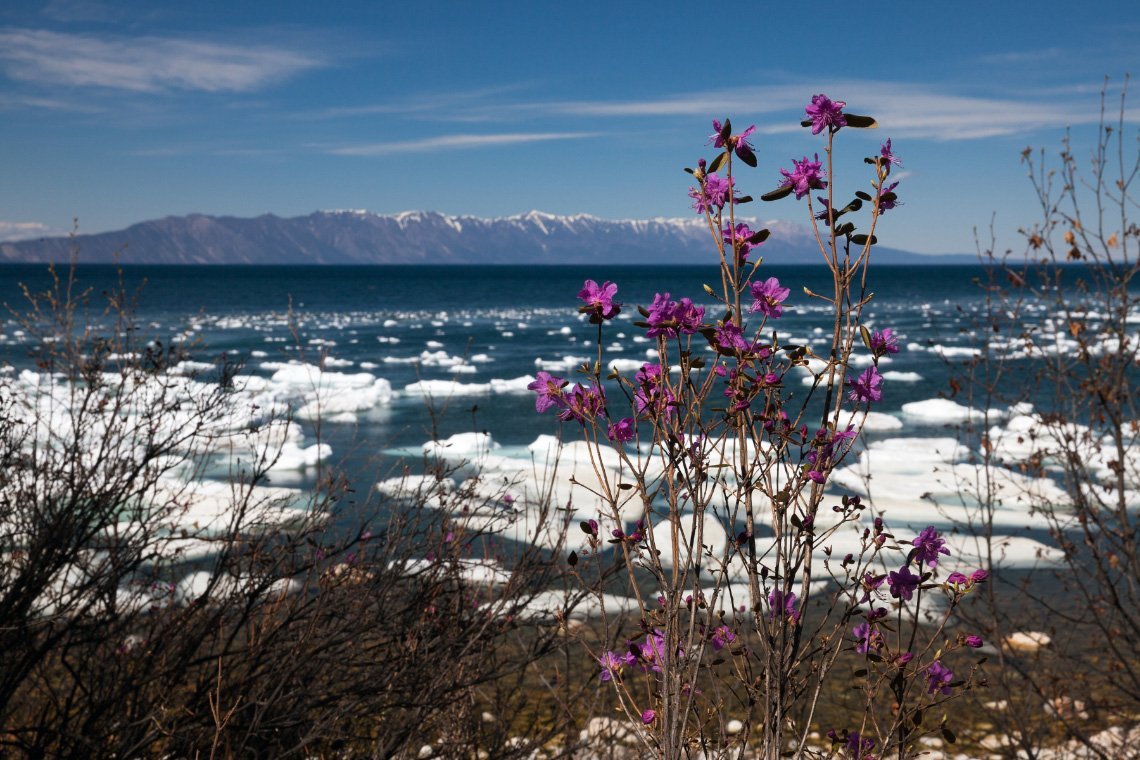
<box><xmin>0</xmin><ymin>0</ymin><xmax>1136</xmax><ymax>255</ymax></box>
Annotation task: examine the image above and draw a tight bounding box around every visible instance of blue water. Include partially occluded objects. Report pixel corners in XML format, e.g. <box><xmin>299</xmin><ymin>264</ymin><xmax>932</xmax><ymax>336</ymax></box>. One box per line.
<box><xmin>0</xmin><ymin>263</ymin><xmax>1000</xmax><ymax>492</ymax></box>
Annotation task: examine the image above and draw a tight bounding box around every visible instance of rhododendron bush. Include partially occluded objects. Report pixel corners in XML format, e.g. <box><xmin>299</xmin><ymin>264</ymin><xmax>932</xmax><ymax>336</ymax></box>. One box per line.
<box><xmin>530</xmin><ymin>96</ymin><xmax>987</xmax><ymax>759</ymax></box>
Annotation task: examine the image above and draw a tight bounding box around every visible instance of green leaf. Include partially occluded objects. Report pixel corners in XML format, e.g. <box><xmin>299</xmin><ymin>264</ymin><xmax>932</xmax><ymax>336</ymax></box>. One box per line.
<box><xmin>845</xmin><ymin>114</ymin><xmax>878</xmax><ymax>129</ymax></box>
<box><xmin>834</xmin><ymin>222</ymin><xmax>856</xmax><ymax>236</ymax></box>
<box><xmin>708</xmin><ymin>151</ymin><xmax>728</xmax><ymax>174</ymax></box>
<box><xmin>567</xmin><ymin>551</ymin><xmax>578</xmax><ymax>566</ymax></box>
<box><xmin>749</xmin><ymin>229</ymin><xmax>771</xmax><ymax>244</ymax></box>
<box><xmin>851</xmin><ymin>234</ymin><xmax>878</xmax><ymax>246</ymax></box>
<box><xmin>880</xmin><ymin>192</ymin><xmax>897</xmax><ymax>203</ymax></box>
<box><xmin>860</xmin><ymin>325</ymin><xmax>872</xmax><ymax>351</ymax></box>
<box><xmin>855</xmin><ymin>190</ymin><xmax>873</xmax><ymax>201</ymax></box>
<box><xmin>762</xmin><ymin>185</ymin><xmax>794</xmax><ymax>202</ymax></box>
<box><xmin>703</xmin><ymin>283</ymin><xmax>717</xmax><ymax>296</ymax></box>
<box><xmin>799</xmin><ymin>119</ymin><xmax>813</xmax><ymax>128</ymax></box>
<box><xmin>637</xmin><ymin>305</ymin><xmax>650</xmax><ymax>317</ymax></box>
<box><xmin>942</xmin><ymin>727</ymin><xmax>957</xmax><ymax>745</ymax></box>
<box><xmin>683</xmin><ymin>167</ymin><xmax>695</xmax><ymax>175</ymax></box>
<box><xmin>735</xmin><ymin>195</ymin><xmax>753</xmax><ymax>204</ymax></box>
<box><xmin>720</xmin><ymin>118</ymin><xmax>732</xmax><ymax>142</ymax></box>
<box><xmin>738</xmin><ymin>149</ymin><xmax>757</xmax><ymax>168</ymax></box>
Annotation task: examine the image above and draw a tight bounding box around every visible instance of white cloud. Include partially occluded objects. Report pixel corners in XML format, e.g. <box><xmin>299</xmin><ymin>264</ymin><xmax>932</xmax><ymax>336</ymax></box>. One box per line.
<box><xmin>0</xmin><ymin>221</ymin><xmax>57</xmax><ymax>242</ymax></box>
<box><xmin>0</xmin><ymin>28</ymin><xmax>324</xmax><ymax>93</ymax></box>
<box><xmin>324</xmin><ymin>132</ymin><xmax>600</xmax><ymax>156</ymax></box>
<box><xmin>503</xmin><ymin>81</ymin><xmax>1139</xmax><ymax>141</ymax></box>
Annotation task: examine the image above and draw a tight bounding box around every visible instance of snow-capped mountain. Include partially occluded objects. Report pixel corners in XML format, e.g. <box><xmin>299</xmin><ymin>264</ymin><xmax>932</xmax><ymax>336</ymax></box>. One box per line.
<box><xmin>0</xmin><ymin>210</ymin><xmax>958</xmax><ymax>265</ymax></box>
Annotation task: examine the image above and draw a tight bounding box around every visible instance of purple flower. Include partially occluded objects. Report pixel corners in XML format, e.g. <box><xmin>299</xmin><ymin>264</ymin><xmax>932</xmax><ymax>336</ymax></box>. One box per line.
<box><xmin>926</xmin><ymin>660</ymin><xmax>954</xmax><ymax>695</ymax></box>
<box><xmin>636</xmin><ymin>630</ymin><xmax>673</xmax><ymax>673</ymax></box>
<box><xmin>852</xmin><ymin>621</ymin><xmax>878</xmax><ymax>655</ymax></box>
<box><xmin>710</xmin><ymin>624</ymin><xmax>736</xmax><ymax>651</ymax></box>
<box><xmin>646</xmin><ymin>293</ymin><xmax>705</xmax><ymax>338</ymax></box>
<box><xmin>912</xmin><ymin>526</ymin><xmax>951</xmax><ymax>568</ymax></box>
<box><xmin>578</xmin><ymin>279</ymin><xmax>621</xmax><ymax>322</ymax></box>
<box><xmin>946</xmin><ymin>571</ymin><xmax>970</xmax><ymax>586</ymax></box>
<box><xmin>779</xmin><ymin>155</ymin><xmax>827</xmax><ymax>199</ymax></box>
<box><xmin>814</xmin><ymin>195</ymin><xmax>832</xmax><ymax>222</ymax></box>
<box><xmin>768</xmin><ymin>588</ymin><xmax>799</xmax><ymax>622</ymax></box>
<box><xmin>527</xmin><ymin>371</ymin><xmax>567</xmax><ymax>413</ymax></box>
<box><xmin>970</xmin><ymin>569</ymin><xmax>989</xmax><ymax>583</ymax></box>
<box><xmin>749</xmin><ymin>277</ymin><xmax>791</xmax><ymax>318</ymax></box>
<box><xmin>607</xmin><ymin>416</ymin><xmax>636</xmax><ymax>442</ymax></box>
<box><xmin>805</xmin><ymin>94</ymin><xmax>847</xmax><ymax>135</ymax></box>
<box><xmin>888</xmin><ymin>565</ymin><xmax>920</xmax><ymax>601</ymax></box>
<box><xmin>880</xmin><ymin>138</ymin><xmax>902</xmax><ymax>172</ymax></box>
<box><xmin>714</xmin><ymin>322</ymin><xmax>750</xmax><ymax>353</ymax></box>
<box><xmin>869</xmin><ymin>328</ymin><xmax>900</xmax><ymax>357</ymax></box>
<box><xmin>878</xmin><ymin>181</ymin><xmax>901</xmax><ymax>213</ymax></box>
<box><xmin>710</xmin><ymin>119</ymin><xmax>758</xmax><ymax>165</ymax></box>
<box><xmin>847</xmin><ymin>366</ymin><xmax>884</xmax><ymax>404</ymax></box>
<box><xmin>641</xmin><ymin>709</ymin><xmax>656</xmax><ymax>725</ymax></box>
<box><xmin>965</xmin><ymin>635</ymin><xmax>984</xmax><ymax>648</ymax></box>
<box><xmin>557</xmin><ymin>383</ymin><xmax>605</xmax><ymax>424</ymax></box>
<box><xmin>845</xmin><ymin>731</ymin><xmax>876</xmax><ymax>760</ymax></box>
<box><xmin>690</xmin><ymin>173</ymin><xmax>735</xmax><ymax>213</ymax></box>
<box><xmin>634</xmin><ymin>363</ymin><xmax>675</xmax><ymax>418</ymax></box>
<box><xmin>598</xmin><ymin>650</ymin><xmax>634</xmax><ymax>682</ymax></box>
<box><xmin>860</xmin><ymin>572</ymin><xmax>886</xmax><ymax>603</ymax></box>
<box><xmin>722</xmin><ymin>222</ymin><xmax>761</xmax><ymax>263</ymax></box>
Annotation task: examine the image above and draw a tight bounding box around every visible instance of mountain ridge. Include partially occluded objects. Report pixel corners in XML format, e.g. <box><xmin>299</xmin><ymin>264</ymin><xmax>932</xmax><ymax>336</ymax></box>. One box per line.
<box><xmin>0</xmin><ymin>210</ymin><xmax>975</xmax><ymax>265</ymax></box>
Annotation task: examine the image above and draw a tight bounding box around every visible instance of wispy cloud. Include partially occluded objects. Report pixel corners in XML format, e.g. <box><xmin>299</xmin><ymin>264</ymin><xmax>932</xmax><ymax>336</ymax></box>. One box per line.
<box><xmin>978</xmin><ymin>47</ymin><xmax>1067</xmax><ymax>65</ymax></box>
<box><xmin>323</xmin><ymin>131</ymin><xmax>600</xmax><ymax>156</ymax></box>
<box><xmin>0</xmin><ymin>27</ymin><xmax>325</xmax><ymax>93</ymax></box>
<box><xmin>485</xmin><ymin>81</ymin><xmax>1136</xmax><ymax>141</ymax></box>
<box><xmin>0</xmin><ymin>221</ymin><xmax>57</xmax><ymax>242</ymax></box>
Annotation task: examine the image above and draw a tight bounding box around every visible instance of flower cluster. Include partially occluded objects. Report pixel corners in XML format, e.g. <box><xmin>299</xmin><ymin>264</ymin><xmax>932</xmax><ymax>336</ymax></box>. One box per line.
<box><xmin>645</xmin><ymin>292</ymin><xmax>705</xmax><ymax>338</ymax></box>
<box><xmin>805</xmin><ymin>93</ymin><xmax>847</xmax><ymax>135</ymax></box>
<box><xmin>526</xmin><ymin>371</ymin><xmax>605</xmax><ymax>425</ymax></box>
<box><xmin>779</xmin><ymin>155</ymin><xmax>827</xmax><ymax>199</ymax></box>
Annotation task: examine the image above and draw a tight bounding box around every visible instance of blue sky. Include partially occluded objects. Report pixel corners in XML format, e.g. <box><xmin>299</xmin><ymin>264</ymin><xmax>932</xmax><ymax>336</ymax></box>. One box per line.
<box><xmin>0</xmin><ymin>0</ymin><xmax>1136</xmax><ymax>255</ymax></box>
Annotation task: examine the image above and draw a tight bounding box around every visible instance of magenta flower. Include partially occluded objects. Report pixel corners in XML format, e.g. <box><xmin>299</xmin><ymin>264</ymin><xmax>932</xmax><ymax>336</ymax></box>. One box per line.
<box><xmin>714</xmin><ymin>322</ymin><xmax>750</xmax><ymax>353</ymax></box>
<box><xmin>598</xmin><ymin>650</ymin><xmax>634</xmax><ymax>682</ymax></box>
<box><xmin>946</xmin><ymin>571</ymin><xmax>970</xmax><ymax>586</ymax></box>
<box><xmin>710</xmin><ymin>624</ymin><xmax>736</xmax><ymax>651</ymax></box>
<box><xmin>607</xmin><ymin>416</ymin><xmax>636</xmax><ymax>442</ymax></box>
<box><xmin>965</xmin><ymin>635</ymin><xmax>984</xmax><ymax>648</ymax></box>
<box><xmin>926</xmin><ymin>660</ymin><xmax>954</xmax><ymax>695</ymax></box>
<box><xmin>847</xmin><ymin>366</ymin><xmax>884</xmax><ymax>404</ymax></box>
<box><xmin>844</xmin><ymin>731</ymin><xmax>876</xmax><ymax>760</ymax></box>
<box><xmin>852</xmin><ymin>624</ymin><xmax>875</xmax><ymax>656</ymax></box>
<box><xmin>722</xmin><ymin>222</ymin><xmax>761</xmax><ymax>262</ymax></box>
<box><xmin>869</xmin><ymin>327</ymin><xmax>900</xmax><ymax>357</ymax></box>
<box><xmin>877</xmin><ymin>181</ymin><xmax>901</xmax><ymax>213</ymax></box>
<box><xmin>768</xmin><ymin>588</ymin><xmax>799</xmax><ymax>622</ymax></box>
<box><xmin>709</xmin><ymin>119</ymin><xmax>758</xmax><ymax>166</ymax></box>
<box><xmin>704</xmin><ymin>173</ymin><xmax>734</xmax><ymax>208</ymax></box>
<box><xmin>578</xmin><ymin>279</ymin><xmax>621</xmax><ymax>322</ymax></box>
<box><xmin>805</xmin><ymin>93</ymin><xmax>847</xmax><ymax>135</ymax></box>
<box><xmin>970</xmin><ymin>569</ymin><xmax>989</xmax><ymax>583</ymax></box>
<box><xmin>641</xmin><ymin>709</ymin><xmax>656</xmax><ymax>725</ymax></box>
<box><xmin>749</xmin><ymin>277</ymin><xmax>791</xmax><ymax>318</ymax></box>
<box><xmin>635</xmin><ymin>630</ymin><xmax>673</xmax><ymax>673</ymax></box>
<box><xmin>779</xmin><ymin>155</ymin><xmax>827</xmax><ymax>199</ymax></box>
<box><xmin>912</xmin><ymin>526</ymin><xmax>951</xmax><ymax>568</ymax></box>
<box><xmin>880</xmin><ymin>138</ymin><xmax>902</xmax><ymax>172</ymax></box>
<box><xmin>557</xmin><ymin>383</ymin><xmax>605</xmax><ymax>424</ymax></box>
<box><xmin>888</xmin><ymin>565</ymin><xmax>920</xmax><ymax>601</ymax></box>
<box><xmin>527</xmin><ymin>371</ymin><xmax>567</xmax><ymax>413</ymax></box>
<box><xmin>646</xmin><ymin>293</ymin><xmax>705</xmax><ymax>338</ymax></box>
